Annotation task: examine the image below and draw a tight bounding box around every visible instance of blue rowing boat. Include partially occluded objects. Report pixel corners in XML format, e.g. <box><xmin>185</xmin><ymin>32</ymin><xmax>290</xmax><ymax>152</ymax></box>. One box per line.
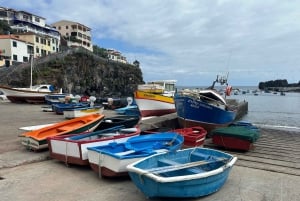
<box><xmin>87</xmin><ymin>132</ymin><xmax>184</xmax><ymax>178</ymax></box>
<box><xmin>127</xmin><ymin>147</ymin><xmax>237</xmax><ymax>198</ymax></box>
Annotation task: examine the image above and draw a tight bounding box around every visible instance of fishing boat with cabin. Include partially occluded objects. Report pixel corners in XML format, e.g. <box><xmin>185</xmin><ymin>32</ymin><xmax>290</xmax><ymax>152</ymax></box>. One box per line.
<box><xmin>174</xmin><ymin>75</ymin><xmax>237</xmax><ymax>133</ymax></box>
<box><xmin>134</xmin><ymin>80</ymin><xmax>177</xmax><ymax>117</ymax></box>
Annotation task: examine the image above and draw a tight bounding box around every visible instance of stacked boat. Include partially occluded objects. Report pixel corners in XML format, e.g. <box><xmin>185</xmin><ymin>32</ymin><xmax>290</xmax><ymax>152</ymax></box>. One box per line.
<box><xmin>47</xmin><ymin>125</ymin><xmax>141</xmax><ymax>165</ymax></box>
<box><xmin>20</xmin><ymin>114</ymin><xmax>105</xmax><ymax>151</ymax></box>
<box><xmin>87</xmin><ymin>132</ymin><xmax>184</xmax><ymax>178</ymax></box>
<box><xmin>173</xmin><ymin>126</ymin><xmax>207</xmax><ymax>148</ymax></box>
<box><xmin>211</xmin><ymin>121</ymin><xmax>260</xmax><ymax>151</ymax></box>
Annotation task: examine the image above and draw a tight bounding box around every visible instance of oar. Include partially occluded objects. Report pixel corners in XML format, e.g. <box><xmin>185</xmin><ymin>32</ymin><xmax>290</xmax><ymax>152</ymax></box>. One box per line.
<box><xmin>69</xmin><ymin>125</ymin><xmax>125</xmax><ymax>140</ymax></box>
<box><xmin>147</xmin><ymin>157</ymin><xmax>228</xmax><ymax>174</ymax></box>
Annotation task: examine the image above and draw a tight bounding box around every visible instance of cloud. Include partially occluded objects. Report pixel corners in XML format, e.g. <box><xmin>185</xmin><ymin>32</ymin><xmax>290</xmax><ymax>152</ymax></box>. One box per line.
<box><xmin>3</xmin><ymin>0</ymin><xmax>300</xmax><ymax>86</ymax></box>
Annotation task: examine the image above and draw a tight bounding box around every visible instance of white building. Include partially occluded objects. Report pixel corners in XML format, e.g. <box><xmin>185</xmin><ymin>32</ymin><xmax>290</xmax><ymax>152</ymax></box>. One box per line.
<box><xmin>0</xmin><ymin>7</ymin><xmax>60</xmax><ymax>53</ymax></box>
<box><xmin>0</xmin><ymin>35</ymin><xmax>33</xmax><ymax>66</ymax></box>
<box><xmin>107</xmin><ymin>49</ymin><xmax>127</xmax><ymax>63</ymax></box>
<box><xmin>52</xmin><ymin>20</ymin><xmax>93</xmax><ymax>52</ymax></box>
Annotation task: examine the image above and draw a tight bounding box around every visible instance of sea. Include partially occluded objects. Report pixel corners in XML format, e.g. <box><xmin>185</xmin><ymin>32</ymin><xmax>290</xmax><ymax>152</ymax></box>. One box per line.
<box><xmin>178</xmin><ymin>86</ymin><xmax>300</xmax><ymax>132</ymax></box>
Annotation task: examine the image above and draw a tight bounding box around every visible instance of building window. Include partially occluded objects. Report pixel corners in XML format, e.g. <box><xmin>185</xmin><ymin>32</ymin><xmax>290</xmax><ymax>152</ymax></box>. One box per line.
<box><xmin>40</xmin><ymin>38</ymin><xmax>46</xmax><ymax>45</ymax></box>
<box><xmin>36</xmin><ymin>47</ymin><xmax>39</xmax><ymax>53</ymax></box>
<box><xmin>58</xmin><ymin>26</ymin><xmax>61</xmax><ymax>30</ymax></box>
<box><xmin>12</xmin><ymin>41</ymin><xmax>17</xmax><ymax>47</ymax></box>
<box><xmin>27</xmin><ymin>45</ymin><xmax>34</xmax><ymax>54</ymax></box>
<box><xmin>66</xmin><ymin>25</ymin><xmax>68</xmax><ymax>29</ymax></box>
<box><xmin>23</xmin><ymin>56</ymin><xmax>28</xmax><ymax>62</ymax></box>
<box><xmin>23</xmin><ymin>14</ymin><xmax>29</xmax><ymax>21</ymax></box>
<box><xmin>48</xmin><ymin>40</ymin><xmax>50</xmax><ymax>46</ymax></box>
<box><xmin>35</xmin><ymin>17</ymin><xmax>40</xmax><ymax>22</ymax></box>
<box><xmin>41</xmin><ymin>49</ymin><xmax>46</xmax><ymax>56</ymax></box>
<box><xmin>36</xmin><ymin>36</ymin><xmax>39</xmax><ymax>43</ymax></box>
<box><xmin>13</xmin><ymin>54</ymin><xmax>17</xmax><ymax>61</ymax></box>
<box><xmin>53</xmin><ymin>47</ymin><xmax>55</xmax><ymax>51</ymax></box>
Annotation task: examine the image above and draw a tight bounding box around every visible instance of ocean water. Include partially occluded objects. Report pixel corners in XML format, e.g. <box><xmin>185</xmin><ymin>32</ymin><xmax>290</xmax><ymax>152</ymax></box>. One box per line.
<box><xmin>231</xmin><ymin>89</ymin><xmax>300</xmax><ymax>131</ymax></box>
<box><xmin>177</xmin><ymin>86</ymin><xmax>300</xmax><ymax>132</ymax></box>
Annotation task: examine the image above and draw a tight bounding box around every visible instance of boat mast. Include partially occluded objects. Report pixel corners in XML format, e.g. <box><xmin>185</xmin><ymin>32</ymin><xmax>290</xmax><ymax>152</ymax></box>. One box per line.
<box><xmin>30</xmin><ymin>54</ymin><xmax>33</xmax><ymax>89</ymax></box>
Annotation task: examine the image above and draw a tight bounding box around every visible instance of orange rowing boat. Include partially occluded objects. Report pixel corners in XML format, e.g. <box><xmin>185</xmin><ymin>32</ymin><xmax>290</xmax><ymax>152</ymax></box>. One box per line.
<box><xmin>20</xmin><ymin>113</ymin><xmax>105</xmax><ymax>150</ymax></box>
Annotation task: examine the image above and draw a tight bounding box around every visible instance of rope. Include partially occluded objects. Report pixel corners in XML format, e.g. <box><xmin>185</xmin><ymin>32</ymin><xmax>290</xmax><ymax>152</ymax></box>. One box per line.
<box><xmin>166</xmin><ymin>134</ymin><xmax>178</xmax><ymax>146</ymax></box>
<box><xmin>221</xmin><ymin>136</ymin><xmax>226</xmax><ymax>148</ymax></box>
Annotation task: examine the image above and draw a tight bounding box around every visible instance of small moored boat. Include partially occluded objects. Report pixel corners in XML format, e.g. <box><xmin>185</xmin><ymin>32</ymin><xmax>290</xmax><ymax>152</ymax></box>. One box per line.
<box><xmin>95</xmin><ymin>115</ymin><xmax>140</xmax><ymax>131</ymax></box>
<box><xmin>87</xmin><ymin>132</ymin><xmax>184</xmax><ymax>178</ymax></box>
<box><xmin>52</xmin><ymin>102</ymin><xmax>90</xmax><ymax>115</ymax></box>
<box><xmin>134</xmin><ymin>80</ymin><xmax>177</xmax><ymax>117</ymax></box>
<box><xmin>63</xmin><ymin>105</ymin><xmax>104</xmax><ymax>119</ymax></box>
<box><xmin>47</xmin><ymin>125</ymin><xmax>140</xmax><ymax>165</ymax></box>
<box><xmin>173</xmin><ymin>126</ymin><xmax>207</xmax><ymax>148</ymax></box>
<box><xmin>20</xmin><ymin>114</ymin><xmax>105</xmax><ymax>151</ymax></box>
<box><xmin>211</xmin><ymin>126</ymin><xmax>260</xmax><ymax>151</ymax></box>
<box><xmin>127</xmin><ymin>147</ymin><xmax>237</xmax><ymax>199</ymax></box>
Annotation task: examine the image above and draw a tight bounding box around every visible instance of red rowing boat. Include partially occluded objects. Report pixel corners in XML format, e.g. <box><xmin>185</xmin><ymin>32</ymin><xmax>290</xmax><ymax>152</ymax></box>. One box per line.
<box><xmin>173</xmin><ymin>126</ymin><xmax>207</xmax><ymax>148</ymax></box>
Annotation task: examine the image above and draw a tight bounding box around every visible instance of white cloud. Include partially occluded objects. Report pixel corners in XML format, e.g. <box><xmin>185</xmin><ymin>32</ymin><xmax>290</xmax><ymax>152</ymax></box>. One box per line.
<box><xmin>3</xmin><ymin>0</ymin><xmax>300</xmax><ymax>86</ymax></box>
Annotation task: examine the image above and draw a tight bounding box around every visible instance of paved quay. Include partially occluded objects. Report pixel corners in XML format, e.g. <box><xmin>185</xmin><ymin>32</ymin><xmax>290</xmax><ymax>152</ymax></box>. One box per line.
<box><xmin>0</xmin><ymin>102</ymin><xmax>300</xmax><ymax>201</ymax></box>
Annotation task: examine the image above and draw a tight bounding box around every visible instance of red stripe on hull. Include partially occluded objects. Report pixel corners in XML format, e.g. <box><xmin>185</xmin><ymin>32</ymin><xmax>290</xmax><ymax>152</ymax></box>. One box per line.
<box><xmin>48</xmin><ymin>152</ymin><xmax>88</xmax><ymax>165</ymax></box>
<box><xmin>7</xmin><ymin>96</ymin><xmax>45</xmax><ymax>104</ymax></box>
<box><xmin>140</xmin><ymin>109</ymin><xmax>176</xmax><ymax>117</ymax></box>
<box><xmin>177</xmin><ymin>118</ymin><xmax>230</xmax><ymax>134</ymax></box>
<box><xmin>89</xmin><ymin>163</ymin><xmax>129</xmax><ymax>178</ymax></box>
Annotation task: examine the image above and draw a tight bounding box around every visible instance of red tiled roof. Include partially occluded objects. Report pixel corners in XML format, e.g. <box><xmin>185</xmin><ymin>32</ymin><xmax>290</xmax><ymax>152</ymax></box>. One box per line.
<box><xmin>0</xmin><ymin>34</ymin><xmax>30</xmax><ymax>43</ymax></box>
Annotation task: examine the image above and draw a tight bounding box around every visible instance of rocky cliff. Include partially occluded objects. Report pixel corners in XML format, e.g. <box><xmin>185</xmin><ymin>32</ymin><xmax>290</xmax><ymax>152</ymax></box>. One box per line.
<box><xmin>0</xmin><ymin>48</ymin><xmax>144</xmax><ymax>97</ymax></box>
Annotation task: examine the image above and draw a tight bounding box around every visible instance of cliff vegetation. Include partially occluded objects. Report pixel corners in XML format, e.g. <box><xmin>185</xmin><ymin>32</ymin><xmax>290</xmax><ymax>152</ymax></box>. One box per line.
<box><xmin>0</xmin><ymin>47</ymin><xmax>144</xmax><ymax>97</ymax></box>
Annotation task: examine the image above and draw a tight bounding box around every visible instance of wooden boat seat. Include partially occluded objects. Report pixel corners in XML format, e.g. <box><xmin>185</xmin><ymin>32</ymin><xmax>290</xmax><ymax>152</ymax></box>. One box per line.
<box><xmin>190</xmin><ymin>152</ymin><xmax>210</xmax><ymax>160</ymax></box>
<box><xmin>56</xmin><ymin>126</ymin><xmax>75</xmax><ymax>132</ymax></box>
<box><xmin>190</xmin><ymin>152</ymin><xmax>228</xmax><ymax>163</ymax></box>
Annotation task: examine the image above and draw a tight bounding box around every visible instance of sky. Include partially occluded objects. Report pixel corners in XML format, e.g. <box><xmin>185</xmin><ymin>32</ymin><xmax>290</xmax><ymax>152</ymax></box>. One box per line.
<box><xmin>2</xmin><ymin>0</ymin><xmax>300</xmax><ymax>86</ymax></box>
